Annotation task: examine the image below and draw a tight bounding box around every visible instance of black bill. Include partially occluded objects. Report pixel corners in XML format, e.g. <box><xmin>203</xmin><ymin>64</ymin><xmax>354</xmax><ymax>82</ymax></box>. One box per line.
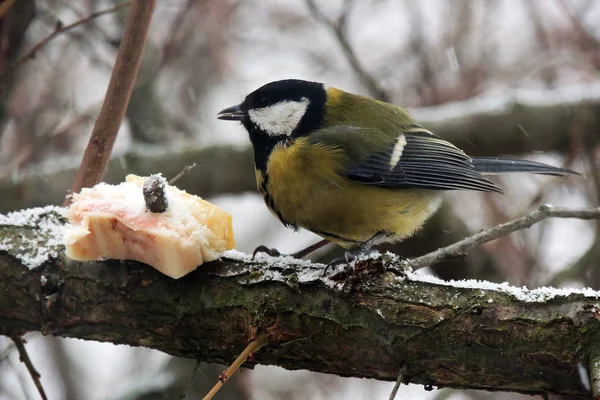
<box><xmin>217</xmin><ymin>104</ymin><xmax>247</xmax><ymax>121</ymax></box>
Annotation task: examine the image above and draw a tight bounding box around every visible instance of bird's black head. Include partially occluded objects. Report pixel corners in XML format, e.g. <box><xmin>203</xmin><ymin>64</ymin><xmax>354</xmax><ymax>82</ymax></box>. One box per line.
<box><xmin>217</xmin><ymin>79</ymin><xmax>326</xmax><ymax>141</ymax></box>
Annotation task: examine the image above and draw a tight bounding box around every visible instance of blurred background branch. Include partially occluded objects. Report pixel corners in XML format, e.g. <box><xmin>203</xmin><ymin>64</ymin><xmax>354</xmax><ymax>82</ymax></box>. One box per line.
<box><xmin>0</xmin><ymin>0</ymin><xmax>35</xmax><ymax>145</ymax></box>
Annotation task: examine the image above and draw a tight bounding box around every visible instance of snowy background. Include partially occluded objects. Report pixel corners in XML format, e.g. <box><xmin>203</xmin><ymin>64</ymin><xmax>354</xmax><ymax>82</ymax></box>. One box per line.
<box><xmin>1</xmin><ymin>0</ymin><xmax>599</xmax><ymax>399</ymax></box>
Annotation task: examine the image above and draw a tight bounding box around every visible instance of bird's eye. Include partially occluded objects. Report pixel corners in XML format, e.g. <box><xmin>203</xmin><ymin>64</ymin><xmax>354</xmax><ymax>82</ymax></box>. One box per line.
<box><xmin>259</xmin><ymin>98</ymin><xmax>269</xmax><ymax>108</ymax></box>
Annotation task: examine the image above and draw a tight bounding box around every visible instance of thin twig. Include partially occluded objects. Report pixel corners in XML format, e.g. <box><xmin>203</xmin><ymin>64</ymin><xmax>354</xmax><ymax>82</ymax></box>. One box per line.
<box><xmin>35</xmin><ymin>7</ymin><xmax>116</xmax><ymax>71</ymax></box>
<box><xmin>178</xmin><ymin>359</ymin><xmax>201</xmax><ymax>399</ymax></box>
<box><xmin>389</xmin><ymin>363</ymin><xmax>407</xmax><ymax>400</ymax></box>
<box><xmin>11</xmin><ymin>337</ymin><xmax>48</xmax><ymax>400</ymax></box>
<box><xmin>406</xmin><ymin>205</ymin><xmax>600</xmax><ymax>270</ymax></box>
<box><xmin>169</xmin><ymin>163</ymin><xmax>197</xmax><ymax>185</ymax></box>
<box><xmin>64</xmin><ymin>0</ymin><xmax>156</xmax><ymax>205</ymax></box>
<box><xmin>0</xmin><ymin>1</ymin><xmax>130</xmax><ymax>83</ymax></box>
<box><xmin>305</xmin><ymin>0</ymin><xmax>390</xmax><ymax>102</ymax></box>
<box><xmin>202</xmin><ymin>335</ymin><xmax>269</xmax><ymax>400</ymax></box>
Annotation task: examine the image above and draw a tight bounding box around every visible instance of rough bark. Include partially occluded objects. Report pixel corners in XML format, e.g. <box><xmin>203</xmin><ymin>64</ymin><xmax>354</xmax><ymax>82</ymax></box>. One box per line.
<box><xmin>0</xmin><ymin>210</ymin><xmax>598</xmax><ymax>397</ymax></box>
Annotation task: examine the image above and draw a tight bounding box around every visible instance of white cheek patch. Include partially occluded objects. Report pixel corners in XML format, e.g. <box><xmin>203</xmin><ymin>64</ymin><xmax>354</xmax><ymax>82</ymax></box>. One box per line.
<box><xmin>389</xmin><ymin>134</ymin><xmax>407</xmax><ymax>169</ymax></box>
<box><xmin>248</xmin><ymin>97</ymin><xmax>310</xmax><ymax>137</ymax></box>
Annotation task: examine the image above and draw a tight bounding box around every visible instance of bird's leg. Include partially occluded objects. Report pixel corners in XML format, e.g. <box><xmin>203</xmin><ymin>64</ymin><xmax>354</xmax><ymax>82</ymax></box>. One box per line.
<box><xmin>252</xmin><ymin>239</ymin><xmax>330</xmax><ymax>260</ymax></box>
<box><xmin>344</xmin><ymin>234</ymin><xmax>380</xmax><ymax>262</ymax></box>
<box><xmin>291</xmin><ymin>239</ymin><xmax>330</xmax><ymax>258</ymax></box>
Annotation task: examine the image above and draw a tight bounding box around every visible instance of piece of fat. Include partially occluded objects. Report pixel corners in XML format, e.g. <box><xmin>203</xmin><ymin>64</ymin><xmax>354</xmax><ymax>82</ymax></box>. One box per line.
<box><xmin>63</xmin><ymin>174</ymin><xmax>235</xmax><ymax>279</ymax></box>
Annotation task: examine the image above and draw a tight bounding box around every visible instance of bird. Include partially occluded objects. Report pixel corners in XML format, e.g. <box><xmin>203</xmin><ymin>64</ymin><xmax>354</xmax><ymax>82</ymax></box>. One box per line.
<box><xmin>217</xmin><ymin>79</ymin><xmax>578</xmax><ymax>261</ymax></box>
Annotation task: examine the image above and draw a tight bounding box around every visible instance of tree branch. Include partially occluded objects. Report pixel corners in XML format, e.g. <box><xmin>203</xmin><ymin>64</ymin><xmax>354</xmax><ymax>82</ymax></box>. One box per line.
<box><xmin>203</xmin><ymin>335</ymin><xmax>269</xmax><ymax>400</ymax></box>
<box><xmin>406</xmin><ymin>205</ymin><xmax>600</xmax><ymax>270</ymax></box>
<box><xmin>0</xmin><ymin>1</ymin><xmax>130</xmax><ymax>83</ymax></box>
<box><xmin>66</xmin><ymin>0</ymin><xmax>156</xmax><ymax>203</ymax></box>
<box><xmin>389</xmin><ymin>364</ymin><xmax>407</xmax><ymax>400</ymax></box>
<box><xmin>0</xmin><ymin>209</ymin><xmax>599</xmax><ymax>397</ymax></box>
<box><xmin>11</xmin><ymin>336</ymin><xmax>47</xmax><ymax>400</ymax></box>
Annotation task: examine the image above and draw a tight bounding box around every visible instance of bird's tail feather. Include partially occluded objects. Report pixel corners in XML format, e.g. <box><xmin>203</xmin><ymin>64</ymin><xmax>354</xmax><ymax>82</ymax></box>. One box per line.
<box><xmin>472</xmin><ymin>157</ymin><xmax>579</xmax><ymax>177</ymax></box>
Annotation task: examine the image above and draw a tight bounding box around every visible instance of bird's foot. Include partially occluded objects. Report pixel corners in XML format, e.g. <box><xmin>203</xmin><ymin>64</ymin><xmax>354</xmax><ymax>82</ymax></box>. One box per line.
<box><xmin>322</xmin><ymin>249</ymin><xmax>365</xmax><ymax>276</ymax></box>
<box><xmin>326</xmin><ymin>249</ymin><xmax>391</xmax><ymax>291</ymax></box>
<box><xmin>252</xmin><ymin>245</ymin><xmax>283</xmax><ymax>259</ymax></box>
<box><xmin>324</xmin><ymin>232</ymin><xmax>388</xmax><ymax>274</ymax></box>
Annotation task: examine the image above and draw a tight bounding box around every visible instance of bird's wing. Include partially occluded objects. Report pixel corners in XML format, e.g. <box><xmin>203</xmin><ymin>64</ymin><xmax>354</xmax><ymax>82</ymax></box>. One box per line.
<box><xmin>309</xmin><ymin>125</ymin><xmax>502</xmax><ymax>193</ymax></box>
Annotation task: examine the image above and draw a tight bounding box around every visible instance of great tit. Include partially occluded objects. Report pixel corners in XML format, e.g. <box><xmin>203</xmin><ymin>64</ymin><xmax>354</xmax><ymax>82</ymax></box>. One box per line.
<box><xmin>217</xmin><ymin>79</ymin><xmax>577</xmax><ymax>259</ymax></box>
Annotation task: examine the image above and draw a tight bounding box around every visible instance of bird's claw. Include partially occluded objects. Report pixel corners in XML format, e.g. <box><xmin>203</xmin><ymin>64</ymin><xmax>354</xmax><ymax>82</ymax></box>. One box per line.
<box><xmin>322</xmin><ymin>250</ymin><xmax>364</xmax><ymax>276</ymax></box>
<box><xmin>252</xmin><ymin>245</ymin><xmax>283</xmax><ymax>259</ymax></box>
<box><xmin>344</xmin><ymin>250</ymin><xmax>360</xmax><ymax>263</ymax></box>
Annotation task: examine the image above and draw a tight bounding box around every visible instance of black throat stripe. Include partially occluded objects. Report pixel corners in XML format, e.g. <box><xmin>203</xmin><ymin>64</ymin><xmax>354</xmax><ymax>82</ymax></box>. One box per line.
<box><xmin>251</xmin><ymin>134</ymin><xmax>281</xmax><ymax>174</ymax></box>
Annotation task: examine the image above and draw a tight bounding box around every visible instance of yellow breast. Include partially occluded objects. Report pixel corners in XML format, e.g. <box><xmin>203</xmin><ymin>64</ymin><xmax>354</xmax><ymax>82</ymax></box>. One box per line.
<box><xmin>256</xmin><ymin>138</ymin><xmax>442</xmax><ymax>248</ymax></box>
